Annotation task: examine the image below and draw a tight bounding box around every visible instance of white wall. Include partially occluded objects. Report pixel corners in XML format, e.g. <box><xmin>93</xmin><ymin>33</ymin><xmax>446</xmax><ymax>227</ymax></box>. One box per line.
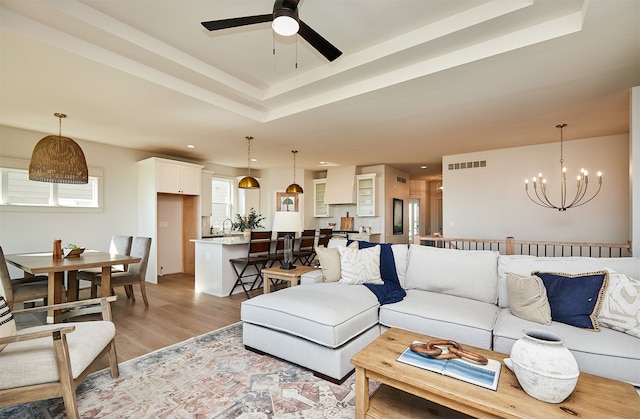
<box><xmin>631</xmin><ymin>86</ymin><xmax>639</xmax><ymax>253</ymax></box>
<box><xmin>0</xmin><ymin>126</ymin><xmax>145</xmax><ymax>277</ymax></box>
<box><xmin>443</xmin><ymin>134</ymin><xmax>630</xmax><ymax>243</ymax></box>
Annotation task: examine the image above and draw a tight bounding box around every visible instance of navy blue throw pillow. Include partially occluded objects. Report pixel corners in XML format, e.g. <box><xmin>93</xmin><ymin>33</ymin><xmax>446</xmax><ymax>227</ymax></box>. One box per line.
<box><xmin>534</xmin><ymin>271</ymin><xmax>608</xmax><ymax>330</ymax></box>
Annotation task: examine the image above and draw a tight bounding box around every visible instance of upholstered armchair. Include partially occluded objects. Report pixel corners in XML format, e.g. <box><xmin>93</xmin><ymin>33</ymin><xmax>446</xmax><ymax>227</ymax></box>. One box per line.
<box><xmin>0</xmin><ymin>296</ymin><xmax>119</xmax><ymax>419</ymax></box>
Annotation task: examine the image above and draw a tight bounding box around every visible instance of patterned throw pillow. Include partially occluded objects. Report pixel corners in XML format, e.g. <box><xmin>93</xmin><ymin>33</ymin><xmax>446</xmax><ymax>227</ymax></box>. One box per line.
<box><xmin>534</xmin><ymin>270</ymin><xmax>608</xmax><ymax>331</ymax></box>
<box><xmin>0</xmin><ymin>295</ymin><xmax>16</xmax><ymax>352</ymax></box>
<box><xmin>597</xmin><ymin>268</ymin><xmax>640</xmax><ymax>337</ymax></box>
<box><xmin>338</xmin><ymin>244</ymin><xmax>383</xmax><ymax>285</ymax></box>
<box><xmin>506</xmin><ymin>273</ymin><xmax>552</xmax><ymax>325</ymax></box>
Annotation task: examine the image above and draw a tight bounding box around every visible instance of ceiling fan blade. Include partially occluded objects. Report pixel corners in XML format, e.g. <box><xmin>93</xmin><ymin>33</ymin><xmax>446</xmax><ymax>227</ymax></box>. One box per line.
<box><xmin>201</xmin><ymin>14</ymin><xmax>272</xmax><ymax>31</ymax></box>
<box><xmin>298</xmin><ymin>20</ymin><xmax>342</xmax><ymax>62</ymax></box>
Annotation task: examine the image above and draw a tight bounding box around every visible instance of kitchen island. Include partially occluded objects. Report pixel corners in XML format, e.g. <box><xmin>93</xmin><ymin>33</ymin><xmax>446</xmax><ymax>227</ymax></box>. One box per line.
<box><xmin>191</xmin><ymin>236</ymin><xmax>251</xmax><ymax>297</ymax></box>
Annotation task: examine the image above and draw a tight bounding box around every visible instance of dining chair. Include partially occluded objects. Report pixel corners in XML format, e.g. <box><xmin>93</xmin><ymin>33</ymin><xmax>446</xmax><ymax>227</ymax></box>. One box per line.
<box><xmin>0</xmin><ymin>295</ymin><xmax>119</xmax><ymax>419</ymax></box>
<box><xmin>90</xmin><ymin>237</ymin><xmax>152</xmax><ymax>307</ymax></box>
<box><xmin>267</xmin><ymin>231</ymin><xmax>293</xmax><ymax>268</ymax></box>
<box><xmin>77</xmin><ymin>235</ymin><xmax>133</xmax><ymax>280</ymax></box>
<box><xmin>229</xmin><ymin>231</ymin><xmax>272</xmax><ymax>299</ymax></box>
<box><xmin>294</xmin><ymin>229</ymin><xmax>317</xmax><ymax>266</ymax></box>
<box><xmin>0</xmin><ymin>246</ymin><xmax>50</xmax><ymax>310</ymax></box>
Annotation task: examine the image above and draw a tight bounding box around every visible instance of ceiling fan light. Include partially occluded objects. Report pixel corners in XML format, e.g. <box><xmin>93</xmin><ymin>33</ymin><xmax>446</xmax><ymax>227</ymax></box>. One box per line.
<box><xmin>272</xmin><ymin>11</ymin><xmax>299</xmax><ymax>36</ymax></box>
<box><xmin>238</xmin><ymin>176</ymin><xmax>260</xmax><ymax>189</ymax></box>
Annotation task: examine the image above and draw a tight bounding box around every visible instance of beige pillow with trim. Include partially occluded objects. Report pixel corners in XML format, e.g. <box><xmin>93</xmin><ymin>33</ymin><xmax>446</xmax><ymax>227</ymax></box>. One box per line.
<box><xmin>506</xmin><ymin>272</ymin><xmax>552</xmax><ymax>325</ymax></box>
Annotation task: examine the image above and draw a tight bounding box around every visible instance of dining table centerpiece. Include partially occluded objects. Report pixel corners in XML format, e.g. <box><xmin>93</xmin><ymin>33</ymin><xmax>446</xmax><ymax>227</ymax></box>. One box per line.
<box><xmin>232</xmin><ymin>208</ymin><xmax>265</xmax><ymax>237</ymax></box>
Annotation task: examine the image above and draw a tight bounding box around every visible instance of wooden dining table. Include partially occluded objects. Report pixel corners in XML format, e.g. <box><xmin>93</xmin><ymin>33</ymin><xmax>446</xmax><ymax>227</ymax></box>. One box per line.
<box><xmin>5</xmin><ymin>250</ymin><xmax>140</xmax><ymax>323</ymax></box>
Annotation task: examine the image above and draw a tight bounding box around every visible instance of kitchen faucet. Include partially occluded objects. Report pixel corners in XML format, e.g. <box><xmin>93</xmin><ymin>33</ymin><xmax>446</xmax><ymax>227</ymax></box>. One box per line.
<box><xmin>222</xmin><ymin>218</ymin><xmax>232</xmax><ymax>234</ymax></box>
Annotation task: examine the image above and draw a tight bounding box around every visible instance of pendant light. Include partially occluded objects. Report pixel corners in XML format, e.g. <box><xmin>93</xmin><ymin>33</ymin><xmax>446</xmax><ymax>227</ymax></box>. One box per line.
<box><xmin>285</xmin><ymin>150</ymin><xmax>303</xmax><ymax>194</ymax></box>
<box><xmin>29</xmin><ymin>113</ymin><xmax>88</xmax><ymax>184</ymax></box>
<box><xmin>238</xmin><ymin>136</ymin><xmax>260</xmax><ymax>189</ymax></box>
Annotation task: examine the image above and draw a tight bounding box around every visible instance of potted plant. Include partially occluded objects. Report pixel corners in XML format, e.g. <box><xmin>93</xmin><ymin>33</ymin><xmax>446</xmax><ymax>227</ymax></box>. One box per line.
<box><xmin>232</xmin><ymin>208</ymin><xmax>265</xmax><ymax>236</ymax></box>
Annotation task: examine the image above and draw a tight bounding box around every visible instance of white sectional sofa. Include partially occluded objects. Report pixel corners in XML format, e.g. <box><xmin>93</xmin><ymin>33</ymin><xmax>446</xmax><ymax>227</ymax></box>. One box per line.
<box><xmin>241</xmin><ymin>240</ymin><xmax>640</xmax><ymax>385</ymax></box>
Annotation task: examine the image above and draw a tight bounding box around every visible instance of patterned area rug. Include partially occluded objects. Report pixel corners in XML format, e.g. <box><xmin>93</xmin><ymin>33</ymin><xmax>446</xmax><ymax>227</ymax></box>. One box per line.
<box><xmin>1</xmin><ymin>322</ymin><xmax>377</xmax><ymax>418</ymax></box>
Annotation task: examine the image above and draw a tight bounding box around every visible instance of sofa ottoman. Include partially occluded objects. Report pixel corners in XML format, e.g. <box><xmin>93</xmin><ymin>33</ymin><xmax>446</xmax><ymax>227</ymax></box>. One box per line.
<box><xmin>241</xmin><ymin>282</ymin><xmax>381</xmax><ymax>382</ymax></box>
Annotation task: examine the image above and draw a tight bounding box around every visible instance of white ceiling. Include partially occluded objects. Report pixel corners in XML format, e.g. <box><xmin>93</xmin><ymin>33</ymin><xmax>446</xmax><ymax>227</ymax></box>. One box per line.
<box><xmin>1</xmin><ymin>0</ymin><xmax>638</xmax><ymax>180</ymax></box>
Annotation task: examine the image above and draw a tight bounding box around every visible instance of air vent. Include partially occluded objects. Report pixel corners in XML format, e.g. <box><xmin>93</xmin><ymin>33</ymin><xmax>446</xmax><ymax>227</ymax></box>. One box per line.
<box><xmin>396</xmin><ymin>176</ymin><xmax>407</xmax><ymax>184</ymax></box>
<box><xmin>448</xmin><ymin>160</ymin><xmax>486</xmax><ymax>170</ymax></box>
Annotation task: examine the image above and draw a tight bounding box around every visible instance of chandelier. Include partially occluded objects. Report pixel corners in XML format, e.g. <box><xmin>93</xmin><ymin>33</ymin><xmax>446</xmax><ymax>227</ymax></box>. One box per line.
<box><xmin>525</xmin><ymin>124</ymin><xmax>602</xmax><ymax>211</ymax></box>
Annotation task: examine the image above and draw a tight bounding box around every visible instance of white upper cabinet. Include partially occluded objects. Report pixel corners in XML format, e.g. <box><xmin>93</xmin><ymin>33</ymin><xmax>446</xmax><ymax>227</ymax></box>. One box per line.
<box><xmin>313</xmin><ymin>179</ymin><xmax>329</xmax><ymax>217</ymax></box>
<box><xmin>201</xmin><ymin>171</ymin><xmax>213</xmax><ymax>215</ymax></box>
<box><xmin>356</xmin><ymin>173</ymin><xmax>376</xmax><ymax>216</ymax></box>
<box><xmin>155</xmin><ymin>159</ymin><xmax>202</xmax><ymax>195</ymax></box>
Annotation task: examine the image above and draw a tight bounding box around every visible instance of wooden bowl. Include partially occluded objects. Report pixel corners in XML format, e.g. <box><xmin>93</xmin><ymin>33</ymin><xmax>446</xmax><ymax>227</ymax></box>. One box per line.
<box><xmin>63</xmin><ymin>247</ymin><xmax>85</xmax><ymax>258</ymax></box>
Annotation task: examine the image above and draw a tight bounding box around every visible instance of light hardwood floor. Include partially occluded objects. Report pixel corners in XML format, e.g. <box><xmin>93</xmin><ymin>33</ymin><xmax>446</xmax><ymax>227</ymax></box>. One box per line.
<box><xmin>18</xmin><ymin>273</ymin><xmax>265</xmax><ymax>373</ymax></box>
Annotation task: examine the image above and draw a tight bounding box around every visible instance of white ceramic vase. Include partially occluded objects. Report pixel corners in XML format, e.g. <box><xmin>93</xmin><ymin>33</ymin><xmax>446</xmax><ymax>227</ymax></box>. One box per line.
<box><xmin>243</xmin><ymin>228</ymin><xmax>251</xmax><ymax>238</ymax></box>
<box><xmin>508</xmin><ymin>329</ymin><xmax>579</xmax><ymax>403</ymax></box>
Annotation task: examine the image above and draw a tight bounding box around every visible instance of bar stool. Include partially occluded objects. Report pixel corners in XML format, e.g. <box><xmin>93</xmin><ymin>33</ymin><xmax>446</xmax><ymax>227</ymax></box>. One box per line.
<box><xmin>229</xmin><ymin>231</ymin><xmax>272</xmax><ymax>299</ymax></box>
<box><xmin>294</xmin><ymin>229</ymin><xmax>316</xmax><ymax>265</ymax></box>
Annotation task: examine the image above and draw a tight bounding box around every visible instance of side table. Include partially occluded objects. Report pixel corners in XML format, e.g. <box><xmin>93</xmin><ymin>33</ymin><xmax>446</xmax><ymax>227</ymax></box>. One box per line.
<box><xmin>262</xmin><ymin>265</ymin><xmax>317</xmax><ymax>294</ymax></box>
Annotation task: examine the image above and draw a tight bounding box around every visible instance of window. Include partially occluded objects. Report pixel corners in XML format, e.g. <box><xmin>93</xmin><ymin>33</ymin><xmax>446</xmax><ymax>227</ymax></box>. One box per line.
<box><xmin>210</xmin><ymin>178</ymin><xmax>234</xmax><ymax>229</ymax></box>
<box><xmin>0</xmin><ymin>160</ymin><xmax>102</xmax><ymax>210</ymax></box>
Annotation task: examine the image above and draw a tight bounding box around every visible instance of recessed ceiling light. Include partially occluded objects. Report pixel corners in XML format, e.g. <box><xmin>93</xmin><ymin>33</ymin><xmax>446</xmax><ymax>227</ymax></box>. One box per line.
<box><xmin>187</xmin><ymin>144</ymin><xmax>195</xmax><ymax>149</ymax></box>
<box><xmin>420</xmin><ymin>165</ymin><xmax>428</xmax><ymax>169</ymax></box>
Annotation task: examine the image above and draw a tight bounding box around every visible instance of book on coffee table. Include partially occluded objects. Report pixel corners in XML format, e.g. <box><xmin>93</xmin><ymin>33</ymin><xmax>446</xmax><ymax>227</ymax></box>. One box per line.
<box><xmin>397</xmin><ymin>343</ymin><xmax>501</xmax><ymax>391</ymax></box>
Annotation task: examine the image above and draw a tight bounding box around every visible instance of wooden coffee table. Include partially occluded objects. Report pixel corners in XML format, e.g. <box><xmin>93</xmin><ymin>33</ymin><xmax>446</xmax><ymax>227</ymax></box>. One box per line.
<box><xmin>261</xmin><ymin>265</ymin><xmax>317</xmax><ymax>294</ymax></box>
<box><xmin>351</xmin><ymin>328</ymin><xmax>640</xmax><ymax>419</ymax></box>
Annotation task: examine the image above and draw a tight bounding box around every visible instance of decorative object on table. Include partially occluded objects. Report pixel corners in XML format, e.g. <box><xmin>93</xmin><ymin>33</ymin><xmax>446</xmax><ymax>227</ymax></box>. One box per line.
<box><xmin>272</xmin><ymin>211</ymin><xmax>303</xmax><ymax>270</ymax></box>
<box><xmin>238</xmin><ymin>136</ymin><xmax>260</xmax><ymax>189</ymax></box>
<box><xmin>29</xmin><ymin>113</ymin><xmax>88</xmax><ymax>184</ymax></box>
<box><xmin>507</xmin><ymin>329</ymin><xmax>579</xmax><ymax>403</ymax></box>
<box><xmin>409</xmin><ymin>339</ymin><xmax>488</xmax><ymax>365</ymax></box>
<box><xmin>398</xmin><ymin>340</ymin><xmax>501</xmax><ymax>391</ymax></box>
<box><xmin>327</xmin><ymin>222</ymin><xmax>336</xmax><ymax>230</ymax></box>
<box><xmin>524</xmin><ymin>123</ymin><xmax>602</xmax><ymax>211</ymax></box>
<box><xmin>63</xmin><ymin>244</ymin><xmax>85</xmax><ymax>258</ymax></box>
<box><xmin>231</xmin><ymin>208</ymin><xmax>265</xmax><ymax>233</ymax></box>
<box><xmin>52</xmin><ymin>239</ymin><xmax>63</xmax><ymax>259</ymax></box>
<box><xmin>285</xmin><ymin>150</ymin><xmax>303</xmax><ymax>194</ymax></box>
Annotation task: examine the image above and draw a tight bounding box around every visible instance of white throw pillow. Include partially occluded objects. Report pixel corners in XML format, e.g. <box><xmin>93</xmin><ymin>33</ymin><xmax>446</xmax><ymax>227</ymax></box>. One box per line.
<box><xmin>597</xmin><ymin>268</ymin><xmax>640</xmax><ymax>337</ymax></box>
<box><xmin>338</xmin><ymin>245</ymin><xmax>383</xmax><ymax>285</ymax></box>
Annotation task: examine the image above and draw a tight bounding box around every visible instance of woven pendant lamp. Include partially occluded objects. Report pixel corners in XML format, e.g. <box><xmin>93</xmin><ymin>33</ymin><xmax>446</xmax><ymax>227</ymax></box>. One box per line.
<box><xmin>29</xmin><ymin>113</ymin><xmax>88</xmax><ymax>184</ymax></box>
<box><xmin>285</xmin><ymin>150</ymin><xmax>303</xmax><ymax>194</ymax></box>
<box><xmin>238</xmin><ymin>136</ymin><xmax>260</xmax><ymax>189</ymax></box>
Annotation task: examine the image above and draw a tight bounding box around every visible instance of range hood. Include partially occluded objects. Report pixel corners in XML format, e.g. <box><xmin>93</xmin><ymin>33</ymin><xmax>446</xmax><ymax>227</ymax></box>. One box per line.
<box><xmin>324</xmin><ymin>166</ymin><xmax>356</xmax><ymax>204</ymax></box>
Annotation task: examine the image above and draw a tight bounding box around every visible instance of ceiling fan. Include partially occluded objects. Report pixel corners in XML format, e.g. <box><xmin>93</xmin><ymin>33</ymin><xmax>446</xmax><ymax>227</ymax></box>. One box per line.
<box><xmin>201</xmin><ymin>0</ymin><xmax>342</xmax><ymax>62</ymax></box>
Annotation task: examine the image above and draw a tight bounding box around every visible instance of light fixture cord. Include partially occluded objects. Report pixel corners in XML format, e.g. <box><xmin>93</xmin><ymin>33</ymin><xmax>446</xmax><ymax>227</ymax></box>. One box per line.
<box><xmin>246</xmin><ymin>136</ymin><xmax>253</xmax><ymax>177</ymax></box>
<box><xmin>292</xmin><ymin>150</ymin><xmax>297</xmax><ymax>183</ymax></box>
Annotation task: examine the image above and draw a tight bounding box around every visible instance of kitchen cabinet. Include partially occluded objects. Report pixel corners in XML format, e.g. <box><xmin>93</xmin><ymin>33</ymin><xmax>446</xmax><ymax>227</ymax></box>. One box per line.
<box><xmin>357</xmin><ymin>173</ymin><xmax>376</xmax><ymax>216</ymax></box>
<box><xmin>314</xmin><ymin>179</ymin><xmax>329</xmax><ymax>217</ymax></box>
<box><xmin>201</xmin><ymin>170</ymin><xmax>213</xmax><ymax>216</ymax></box>
<box><xmin>156</xmin><ymin>159</ymin><xmax>202</xmax><ymax>195</ymax></box>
